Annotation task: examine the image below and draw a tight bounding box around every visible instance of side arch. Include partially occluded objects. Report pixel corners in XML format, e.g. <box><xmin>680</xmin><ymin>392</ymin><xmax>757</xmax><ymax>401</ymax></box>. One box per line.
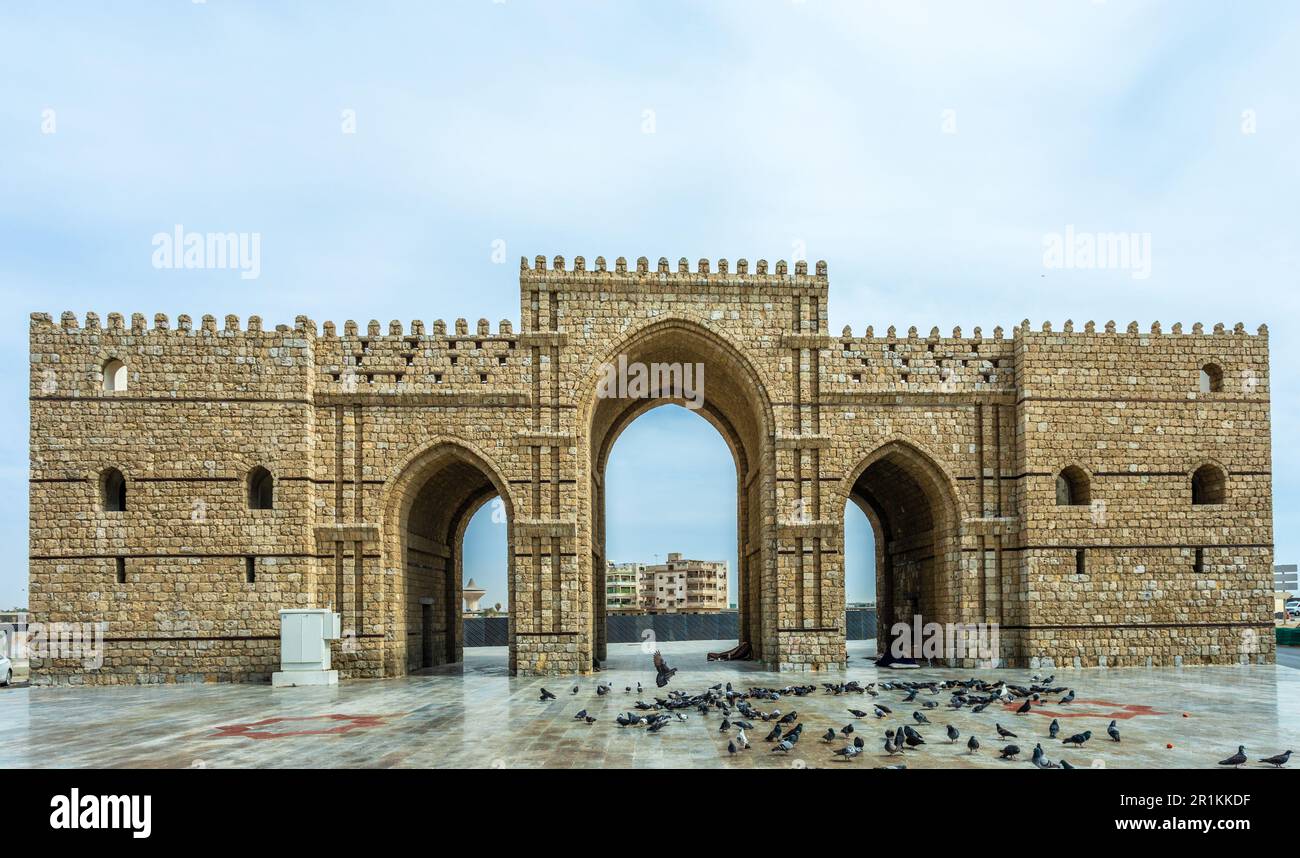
<box><xmin>841</xmin><ymin>438</ymin><xmax>965</xmax><ymax>656</ymax></box>
<box><xmin>379</xmin><ymin>438</ymin><xmax>516</xmax><ymax>676</ymax></box>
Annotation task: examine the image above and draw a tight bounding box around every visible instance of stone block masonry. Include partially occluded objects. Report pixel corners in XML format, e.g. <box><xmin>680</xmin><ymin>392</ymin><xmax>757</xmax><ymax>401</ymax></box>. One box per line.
<box><xmin>28</xmin><ymin>258</ymin><xmax>1274</xmax><ymax>683</ymax></box>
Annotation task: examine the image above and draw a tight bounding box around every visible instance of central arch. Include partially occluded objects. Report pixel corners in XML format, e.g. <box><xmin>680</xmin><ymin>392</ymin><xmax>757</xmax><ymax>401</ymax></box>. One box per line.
<box><xmin>380</xmin><ymin>440</ymin><xmax>515</xmax><ymax>676</ymax></box>
<box><xmin>579</xmin><ymin>318</ymin><xmax>777</xmax><ymax>665</ymax></box>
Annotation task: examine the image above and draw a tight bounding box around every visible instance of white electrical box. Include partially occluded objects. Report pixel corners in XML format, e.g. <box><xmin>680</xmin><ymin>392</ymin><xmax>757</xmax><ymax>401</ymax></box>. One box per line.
<box><xmin>272</xmin><ymin>608</ymin><xmax>341</xmax><ymax>687</ymax></box>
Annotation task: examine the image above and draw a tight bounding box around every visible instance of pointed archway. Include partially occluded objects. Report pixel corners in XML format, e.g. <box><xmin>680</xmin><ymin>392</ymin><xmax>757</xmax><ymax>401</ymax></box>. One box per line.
<box><xmin>579</xmin><ymin>318</ymin><xmax>777</xmax><ymax>665</ymax></box>
<box><xmin>380</xmin><ymin>441</ymin><xmax>515</xmax><ymax>675</ymax></box>
<box><xmin>844</xmin><ymin>440</ymin><xmax>962</xmax><ymax>658</ymax></box>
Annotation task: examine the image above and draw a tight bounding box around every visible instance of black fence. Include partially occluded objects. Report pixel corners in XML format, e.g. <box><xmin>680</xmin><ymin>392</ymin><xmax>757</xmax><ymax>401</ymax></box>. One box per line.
<box><xmin>463</xmin><ymin>608</ymin><xmax>876</xmax><ymax>647</ymax></box>
<box><xmin>463</xmin><ymin>616</ymin><xmax>509</xmax><ymax>647</ymax></box>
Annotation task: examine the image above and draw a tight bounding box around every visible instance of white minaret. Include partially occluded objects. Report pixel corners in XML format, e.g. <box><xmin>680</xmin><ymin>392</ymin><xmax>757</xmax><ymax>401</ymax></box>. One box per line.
<box><xmin>462</xmin><ymin>578</ymin><xmax>487</xmax><ymax>613</ymax></box>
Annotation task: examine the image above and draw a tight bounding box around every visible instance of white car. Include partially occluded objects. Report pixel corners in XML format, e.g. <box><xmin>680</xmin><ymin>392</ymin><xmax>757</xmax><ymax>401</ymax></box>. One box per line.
<box><xmin>0</xmin><ymin>651</ymin><xmax>11</xmax><ymax>686</ymax></box>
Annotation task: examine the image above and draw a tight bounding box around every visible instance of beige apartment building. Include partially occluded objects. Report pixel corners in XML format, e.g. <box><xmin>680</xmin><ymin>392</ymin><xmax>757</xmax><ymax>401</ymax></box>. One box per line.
<box><xmin>639</xmin><ymin>553</ymin><xmax>729</xmax><ymax>613</ymax></box>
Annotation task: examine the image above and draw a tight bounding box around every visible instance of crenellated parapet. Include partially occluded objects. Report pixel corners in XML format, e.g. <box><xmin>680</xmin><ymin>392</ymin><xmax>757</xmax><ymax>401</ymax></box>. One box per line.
<box><xmin>518</xmin><ymin>254</ymin><xmax>828</xmax><ymax>285</ymax></box>
<box><xmin>313</xmin><ymin>317</ymin><xmax>525</xmax><ymax>394</ymax></box>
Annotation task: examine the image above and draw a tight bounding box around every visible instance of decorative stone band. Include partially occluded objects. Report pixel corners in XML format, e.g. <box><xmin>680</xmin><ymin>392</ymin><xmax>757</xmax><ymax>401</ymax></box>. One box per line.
<box><xmin>512</xmin><ymin>518</ymin><xmax>577</xmax><ymax>539</ymax></box>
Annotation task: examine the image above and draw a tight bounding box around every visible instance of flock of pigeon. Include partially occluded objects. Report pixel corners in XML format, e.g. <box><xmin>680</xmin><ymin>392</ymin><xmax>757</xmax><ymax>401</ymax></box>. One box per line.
<box><xmin>535</xmin><ymin>651</ymin><xmax>1293</xmax><ymax>769</ymax></box>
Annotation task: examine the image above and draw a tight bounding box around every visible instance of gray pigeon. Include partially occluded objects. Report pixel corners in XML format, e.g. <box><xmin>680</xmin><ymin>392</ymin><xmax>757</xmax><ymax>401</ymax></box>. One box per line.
<box><xmin>1107</xmin><ymin>720</ymin><xmax>1121</xmax><ymax>742</ymax></box>
<box><xmin>1259</xmin><ymin>750</ymin><xmax>1292</xmax><ymax>768</ymax></box>
<box><xmin>946</xmin><ymin>724</ymin><xmax>960</xmax><ymax>743</ymax></box>
<box><xmin>1218</xmin><ymin>745</ymin><xmax>1247</xmax><ymax>768</ymax></box>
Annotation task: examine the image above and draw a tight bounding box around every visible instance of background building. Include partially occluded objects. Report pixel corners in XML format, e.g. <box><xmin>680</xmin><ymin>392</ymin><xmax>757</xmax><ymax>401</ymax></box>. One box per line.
<box><xmin>462</xmin><ymin>579</ymin><xmax>486</xmax><ymax>614</ymax></box>
<box><xmin>605</xmin><ymin>562</ymin><xmax>643</xmax><ymax>612</ymax></box>
<box><xmin>639</xmin><ymin>553</ymin><xmax>728</xmax><ymax>613</ymax></box>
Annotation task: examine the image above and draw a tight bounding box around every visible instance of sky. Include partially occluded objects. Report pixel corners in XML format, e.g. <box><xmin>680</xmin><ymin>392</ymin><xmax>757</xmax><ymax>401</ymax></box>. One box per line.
<box><xmin>2</xmin><ymin>1</ymin><xmax>1298</xmax><ymax>609</ymax></box>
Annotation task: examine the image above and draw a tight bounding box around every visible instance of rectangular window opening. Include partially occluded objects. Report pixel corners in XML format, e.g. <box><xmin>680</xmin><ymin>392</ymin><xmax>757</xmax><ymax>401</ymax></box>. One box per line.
<box><xmin>245</xmin><ymin>556</ymin><xmax>256</xmax><ymax>584</ymax></box>
<box><xmin>1075</xmin><ymin>548</ymin><xmax>1086</xmax><ymax>575</ymax></box>
<box><xmin>115</xmin><ymin>556</ymin><xmax>126</xmax><ymax>584</ymax></box>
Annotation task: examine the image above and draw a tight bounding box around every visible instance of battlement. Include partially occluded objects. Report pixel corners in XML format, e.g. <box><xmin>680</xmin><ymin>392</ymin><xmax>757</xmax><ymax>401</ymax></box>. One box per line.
<box><xmin>30</xmin><ymin>312</ymin><xmax>518</xmax><ymax>340</ymax></box>
<box><xmin>518</xmin><ymin>255</ymin><xmax>829</xmax><ymax>283</ymax></box>
<box><xmin>836</xmin><ymin>319</ymin><xmax>1268</xmax><ymax>341</ymax></box>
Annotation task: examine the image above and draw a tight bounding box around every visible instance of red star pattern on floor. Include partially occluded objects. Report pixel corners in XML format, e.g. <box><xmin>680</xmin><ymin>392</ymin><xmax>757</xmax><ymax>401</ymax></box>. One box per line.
<box><xmin>210</xmin><ymin>714</ymin><xmax>389</xmax><ymax>740</ymax></box>
<box><xmin>1001</xmin><ymin>699</ymin><xmax>1170</xmax><ymax>720</ymax></box>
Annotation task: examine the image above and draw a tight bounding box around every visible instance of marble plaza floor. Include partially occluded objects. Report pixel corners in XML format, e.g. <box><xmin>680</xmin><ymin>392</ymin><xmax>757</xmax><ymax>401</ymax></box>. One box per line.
<box><xmin>1</xmin><ymin>640</ymin><xmax>1297</xmax><ymax>769</ymax></box>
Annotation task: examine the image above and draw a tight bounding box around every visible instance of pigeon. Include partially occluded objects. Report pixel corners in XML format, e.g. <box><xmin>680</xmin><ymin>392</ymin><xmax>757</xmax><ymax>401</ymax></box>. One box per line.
<box><xmin>1107</xmin><ymin>720</ymin><xmax>1121</xmax><ymax>743</ymax></box>
<box><xmin>571</xmin><ymin>686</ymin><xmax>579</xmax><ymax>695</ymax></box>
<box><xmin>727</xmin><ymin>740</ymin><xmax>737</xmax><ymax>755</ymax></box>
<box><xmin>1059</xmin><ymin>689</ymin><xmax>1075</xmax><ymax>705</ymax></box>
<box><xmin>996</xmin><ymin>723</ymin><xmax>1017</xmax><ymax>739</ymax></box>
<box><xmin>913</xmin><ymin>710</ymin><xmax>930</xmax><ymax>725</ymax></box>
<box><xmin>736</xmin><ymin>728</ymin><xmax>750</xmax><ymax>749</ymax></box>
<box><xmin>1218</xmin><ymin>745</ymin><xmax>1247</xmax><ymax>768</ymax></box>
<box><xmin>967</xmin><ymin>735</ymin><xmax>980</xmax><ymax>754</ymax></box>
<box><xmin>764</xmin><ymin>724</ymin><xmax>782</xmax><ymax>742</ymax></box>
<box><xmin>822</xmin><ymin>728</ymin><xmax>836</xmax><ymax>743</ymax></box>
<box><xmin>848</xmin><ymin>709</ymin><xmax>869</xmax><ymax>719</ymax></box>
<box><xmin>539</xmin><ymin>688</ymin><xmax>556</xmax><ymax>701</ymax></box>
<box><xmin>840</xmin><ymin>723</ymin><xmax>854</xmax><ymax>737</ymax></box>
<box><xmin>1049</xmin><ymin>719</ymin><xmax>1059</xmax><ymax>739</ymax></box>
<box><xmin>1258</xmin><ymin>750</ymin><xmax>1291</xmax><ymax>768</ymax></box>
<box><xmin>833</xmin><ymin>744</ymin><xmax>861</xmax><ymax>759</ymax></box>
<box><xmin>1016</xmin><ymin>698</ymin><xmax>1032</xmax><ymax>715</ymax></box>
<box><xmin>771</xmin><ymin>739</ymin><xmax>794</xmax><ymax>753</ymax></box>
<box><xmin>946</xmin><ymin>724</ymin><xmax>960</xmax><ymax>743</ymax></box>
<box><xmin>1062</xmin><ymin>730</ymin><xmax>1092</xmax><ymax>747</ymax></box>
<box><xmin>1060</xmin><ymin>758</ymin><xmax>1075</xmax><ymax>769</ymax></box>
<box><xmin>884</xmin><ymin>732</ymin><xmax>901</xmax><ymax>755</ymax></box>
<box><xmin>573</xmin><ymin>709</ymin><xmax>588</xmax><ymax>720</ymax></box>
<box><xmin>719</xmin><ymin>718</ymin><xmax>731</xmax><ymax>733</ymax></box>
<box><xmin>652</xmin><ymin>651</ymin><xmax>677</xmax><ymax>688</ymax></box>
<box><xmin>999</xmin><ymin>744</ymin><xmax>1021</xmax><ymax>759</ymax></box>
<box><xmin>597</xmin><ymin>684</ymin><xmax>610</xmax><ymax>696</ymax></box>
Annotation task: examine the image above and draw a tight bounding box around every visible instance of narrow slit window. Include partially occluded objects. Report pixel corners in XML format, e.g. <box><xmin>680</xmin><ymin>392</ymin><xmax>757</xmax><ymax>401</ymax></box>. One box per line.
<box><xmin>245</xmin><ymin>556</ymin><xmax>256</xmax><ymax>583</ymax></box>
<box><xmin>1075</xmin><ymin>548</ymin><xmax>1086</xmax><ymax>575</ymax></box>
<box><xmin>115</xmin><ymin>556</ymin><xmax>126</xmax><ymax>584</ymax></box>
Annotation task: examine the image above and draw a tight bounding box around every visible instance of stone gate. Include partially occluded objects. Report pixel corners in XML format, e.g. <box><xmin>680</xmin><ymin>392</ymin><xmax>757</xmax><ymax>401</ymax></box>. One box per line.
<box><xmin>28</xmin><ymin>255</ymin><xmax>1275</xmax><ymax>683</ymax></box>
